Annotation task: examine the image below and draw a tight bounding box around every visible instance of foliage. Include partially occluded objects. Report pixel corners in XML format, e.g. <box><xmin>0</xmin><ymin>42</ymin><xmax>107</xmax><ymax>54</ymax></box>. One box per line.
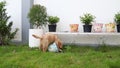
<box><xmin>114</xmin><ymin>12</ymin><xmax>120</xmax><ymax>24</ymax></box>
<box><xmin>0</xmin><ymin>1</ymin><xmax>18</xmax><ymax>45</ymax></box>
<box><xmin>28</xmin><ymin>4</ymin><xmax>47</xmax><ymax>28</ymax></box>
<box><xmin>48</xmin><ymin>16</ymin><xmax>60</xmax><ymax>24</ymax></box>
<box><xmin>80</xmin><ymin>13</ymin><xmax>95</xmax><ymax>25</ymax></box>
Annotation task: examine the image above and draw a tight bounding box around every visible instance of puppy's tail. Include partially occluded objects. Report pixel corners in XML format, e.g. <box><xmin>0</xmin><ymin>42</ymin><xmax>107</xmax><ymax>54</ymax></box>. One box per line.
<box><xmin>32</xmin><ymin>34</ymin><xmax>42</xmax><ymax>39</ymax></box>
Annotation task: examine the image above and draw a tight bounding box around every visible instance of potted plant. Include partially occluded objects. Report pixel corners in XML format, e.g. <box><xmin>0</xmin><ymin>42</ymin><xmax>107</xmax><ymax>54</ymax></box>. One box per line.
<box><xmin>80</xmin><ymin>13</ymin><xmax>95</xmax><ymax>32</ymax></box>
<box><xmin>48</xmin><ymin>16</ymin><xmax>60</xmax><ymax>32</ymax></box>
<box><xmin>28</xmin><ymin>4</ymin><xmax>47</xmax><ymax>29</ymax></box>
<box><xmin>114</xmin><ymin>12</ymin><xmax>120</xmax><ymax>32</ymax></box>
<box><xmin>27</xmin><ymin>4</ymin><xmax>47</xmax><ymax>47</ymax></box>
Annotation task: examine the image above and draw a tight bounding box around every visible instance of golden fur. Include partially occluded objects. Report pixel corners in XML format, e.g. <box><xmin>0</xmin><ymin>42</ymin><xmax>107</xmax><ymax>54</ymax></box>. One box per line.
<box><xmin>32</xmin><ymin>33</ymin><xmax>62</xmax><ymax>52</ymax></box>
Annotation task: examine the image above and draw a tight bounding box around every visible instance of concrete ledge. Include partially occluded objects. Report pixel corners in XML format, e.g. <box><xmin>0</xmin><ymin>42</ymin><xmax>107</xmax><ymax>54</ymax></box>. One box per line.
<box><xmin>51</xmin><ymin>32</ymin><xmax>120</xmax><ymax>46</ymax></box>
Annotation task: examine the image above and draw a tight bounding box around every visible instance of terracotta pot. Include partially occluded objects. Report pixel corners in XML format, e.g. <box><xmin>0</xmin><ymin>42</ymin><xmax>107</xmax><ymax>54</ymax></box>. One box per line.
<box><xmin>70</xmin><ymin>24</ymin><xmax>79</xmax><ymax>32</ymax></box>
<box><xmin>105</xmin><ymin>23</ymin><xmax>115</xmax><ymax>32</ymax></box>
<box><xmin>93</xmin><ymin>23</ymin><xmax>103</xmax><ymax>32</ymax></box>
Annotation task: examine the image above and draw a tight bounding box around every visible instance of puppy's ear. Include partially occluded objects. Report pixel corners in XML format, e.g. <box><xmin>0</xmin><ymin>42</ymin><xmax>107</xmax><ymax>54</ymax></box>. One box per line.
<box><xmin>58</xmin><ymin>41</ymin><xmax>63</xmax><ymax>49</ymax></box>
<box><xmin>56</xmin><ymin>39</ymin><xmax>63</xmax><ymax>49</ymax></box>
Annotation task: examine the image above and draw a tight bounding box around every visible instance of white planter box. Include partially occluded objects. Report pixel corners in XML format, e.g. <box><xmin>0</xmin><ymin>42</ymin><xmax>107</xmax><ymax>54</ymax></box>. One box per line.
<box><xmin>29</xmin><ymin>29</ymin><xmax>43</xmax><ymax>48</ymax></box>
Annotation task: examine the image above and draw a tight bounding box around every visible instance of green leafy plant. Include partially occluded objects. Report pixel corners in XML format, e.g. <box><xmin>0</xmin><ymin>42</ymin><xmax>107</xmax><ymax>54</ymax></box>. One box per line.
<box><xmin>80</xmin><ymin>13</ymin><xmax>95</xmax><ymax>25</ymax></box>
<box><xmin>48</xmin><ymin>16</ymin><xmax>60</xmax><ymax>24</ymax></box>
<box><xmin>114</xmin><ymin>12</ymin><xmax>120</xmax><ymax>25</ymax></box>
<box><xmin>0</xmin><ymin>1</ymin><xmax>18</xmax><ymax>45</ymax></box>
<box><xmin>28</xmin><ymin>4</ymin><xmax>47</xmax><ymax>28</ymax></box>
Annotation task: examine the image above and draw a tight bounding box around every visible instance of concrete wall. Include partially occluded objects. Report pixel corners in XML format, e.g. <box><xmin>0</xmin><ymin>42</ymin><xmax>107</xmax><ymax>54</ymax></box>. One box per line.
<box><xmin>34</xmin><ymin>0</ymin><xmax>120</xmax><ymax>32</ymax></box>
<box><xmin>52</xmin><ymin>32</ymin><xmax>120</xmax><ymax>46</ymax></box>
<box><xmin>1</xmin><ymin>0</ymin><xmax>120</xmax><ymax>44</ymax></box>
<box><xmin>0</xmin><ymin>0</ymin><xmax>33</xmax><ymax>44</ymax></box>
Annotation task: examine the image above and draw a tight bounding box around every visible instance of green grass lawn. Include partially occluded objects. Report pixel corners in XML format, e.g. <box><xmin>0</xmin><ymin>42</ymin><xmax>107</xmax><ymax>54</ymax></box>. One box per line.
<box><xmin>0</xmin><ymin>45</ymin><xmax>120</xmax><ymax>68</ymax></box>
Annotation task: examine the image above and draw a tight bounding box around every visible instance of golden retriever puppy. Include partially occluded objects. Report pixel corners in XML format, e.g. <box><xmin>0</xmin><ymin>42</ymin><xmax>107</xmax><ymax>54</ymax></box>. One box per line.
<box><xmin>32</xmin><ymin>33</ymin><xmax>62</xmax><ymax>52</ymax></box>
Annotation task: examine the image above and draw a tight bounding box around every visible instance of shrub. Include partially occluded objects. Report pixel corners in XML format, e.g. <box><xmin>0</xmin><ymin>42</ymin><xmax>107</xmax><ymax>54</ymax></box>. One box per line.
<box><xmin>0</xmin><ymin>1</ymin><xmax>18</xmax><ymax>45</ymax></box>
<box><xmin>114</xmin><ymin>12</ymin><xmax>120</xmax><ymax>24</ymax></box>
<box><xmin>28</xmin><ymin>4</ymin><xmax>47</xmax><ymax>28</ymax></box>
<box><xmin>48</xmin><ymin>16</ymin><xmax>60</xmax><ymax>24</ymax></box>
<box><xmin>80</xmin><ymin>13</ymin><xmax>95</xmax><ymax>25</ymax></box>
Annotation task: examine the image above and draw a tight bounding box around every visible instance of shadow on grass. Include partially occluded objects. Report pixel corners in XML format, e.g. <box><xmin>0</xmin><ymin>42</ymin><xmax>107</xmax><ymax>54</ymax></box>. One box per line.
<box><xmin>62</xmin><ymin>44</ymin><xmax>120</xmax><ymax>53</ymax></box>
<box><xmin>94</xmin><ymin>44</ymin><xmax>120</xmax><ymax>53</ymax></box>
<box><xmin>62</xmin><ymin>45</ymin><xmax>94</xmax><ymax>53</ymax></box>
<box><xmin>109</xmin><ymin>61</ymin><xmax>120</xmax><ymax>68</ymax></box>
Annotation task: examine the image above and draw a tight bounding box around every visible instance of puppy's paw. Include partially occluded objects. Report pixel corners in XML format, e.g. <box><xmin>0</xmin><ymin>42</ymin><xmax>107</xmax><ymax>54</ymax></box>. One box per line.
<box><xmin>59</xmin><ymin>49</ymin><xmax>64</xmax><ymax>53</ymax></box>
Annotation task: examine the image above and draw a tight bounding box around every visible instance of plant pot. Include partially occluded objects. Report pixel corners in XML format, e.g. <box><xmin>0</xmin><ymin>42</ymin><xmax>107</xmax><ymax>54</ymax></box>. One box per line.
<box><xmin>105</xmin><ymin>23</ymin><xmax>115</xmax><ymax>32</ymax></box>
<box><xmin>83</xmin><ymin>25</ymin><xmax>92</xmax><ymax>32</ymax></box>
<box><xmin>93</xmin><ymin>23</ymin><xmax>103</xmax><ymax>32</ymax></box>
<box><xmin>29</xmin><ymin>29</ymin><xmax>44</xmax><ymax>48</ymax></box>
<box><xmin>70</xmin><ymin>24</ymin><xmax>79</xmax><ymax>32</ymax></box>
<box><xmin>48</xmin><ymin>24</ymin><xmax>57</xmax><ymax>32</ymax></box>
<box><xmin>117</xmin><ymin>24</ymin><xmax>120</xmax><ymax>32</ymax></box>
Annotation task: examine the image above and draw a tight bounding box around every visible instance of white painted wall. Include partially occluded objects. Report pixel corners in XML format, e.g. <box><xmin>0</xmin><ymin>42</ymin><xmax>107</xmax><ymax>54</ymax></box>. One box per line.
<box><xmin>34</xmin><ymin>0</ymin><xmax>120</xmax><ymax>32</ymax></box>
<box><xmin>0</xmin><ymin>0</ymin><xmax>22</xmax><ymax>41</ymax></box>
